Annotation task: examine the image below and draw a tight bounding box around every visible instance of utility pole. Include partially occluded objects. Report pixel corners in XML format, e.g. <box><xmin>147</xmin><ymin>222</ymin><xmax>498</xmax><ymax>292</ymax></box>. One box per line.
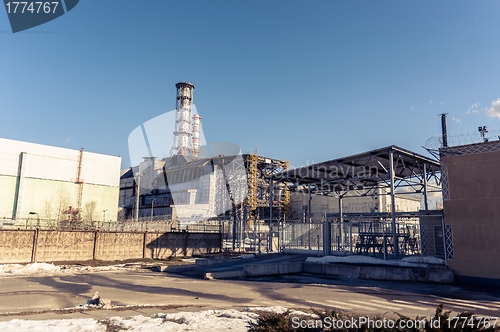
<box><xmin>151</xmin><ymin>199</ymin><xmax>154</xmax><ymax>222</ymax></box>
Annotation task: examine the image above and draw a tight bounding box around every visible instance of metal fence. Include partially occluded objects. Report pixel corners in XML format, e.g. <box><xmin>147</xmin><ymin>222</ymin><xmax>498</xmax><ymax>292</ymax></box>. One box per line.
<box><xmin>281</xmin><ymin>220</ymin><xmax>323</xmax><ymax>251</ymax></box>
<box><xmin>220</xmin><ymin>219</ymin><xmax>281</xmax><ymax>253</ymax></box>
<box><xmin>279</xmin><ymin>212</ymin><xmax>447</xmax><ymax>262</ymax></box>
<box><xmin>0</xmin><ymin>217</ymin><xmax>221</xmax><ymax>233</ymax></box>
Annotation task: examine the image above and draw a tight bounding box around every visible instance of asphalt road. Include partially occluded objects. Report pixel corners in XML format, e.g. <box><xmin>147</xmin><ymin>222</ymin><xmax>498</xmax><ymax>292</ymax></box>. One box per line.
<box><xmin>0</xmin><ymin>254</ymin><xmax>499</xmax><ymax>322</ymax></box>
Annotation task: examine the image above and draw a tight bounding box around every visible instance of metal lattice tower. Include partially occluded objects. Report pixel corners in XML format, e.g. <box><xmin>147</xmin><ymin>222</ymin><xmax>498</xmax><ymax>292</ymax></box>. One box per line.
<box><xmin>246</xmin><ymin>153</ymin><xmax>258</xmax><ymax>213</ymax></box>
<box><xmin>170</xmin><ymin>82</ymin><xmax>195</xmax><ymax>156</ymax></box>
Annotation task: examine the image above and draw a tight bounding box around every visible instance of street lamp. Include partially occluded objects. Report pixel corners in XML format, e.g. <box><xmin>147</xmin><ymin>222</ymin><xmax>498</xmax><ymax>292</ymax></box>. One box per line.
<box><xmin>27</xmin><ymin>212</ymin><xmax>37</xmax><ymax>229</ymax></box>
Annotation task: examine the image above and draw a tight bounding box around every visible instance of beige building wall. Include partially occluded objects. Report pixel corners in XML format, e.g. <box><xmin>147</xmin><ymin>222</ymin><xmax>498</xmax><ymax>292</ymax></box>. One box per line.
<box><xmin>441</xmin><ymin>141</ymin><xmax>500</xmax><ymax>283</ymax></box>
<box><xmin>0</xmin><ymin>137</ymin><xmax>120</xmax><ymax>222</ymax></box>
<box><xmin>289</xmin><ymin>190</ymin><xmax>421</xmax><ymax>221</ymax></box>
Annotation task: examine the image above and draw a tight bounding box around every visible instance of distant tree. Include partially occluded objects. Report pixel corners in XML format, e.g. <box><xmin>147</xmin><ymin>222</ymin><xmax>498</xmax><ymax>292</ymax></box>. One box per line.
<box><xmin>54</xmin><ymin>186</ymin><xmax>71</xmax><ymax>223</ymax></box>
<box><xmin>83</xmin><ymin>201</ymin><xmax>97</xmax><ymax>222</ymax></box>
<box><xmin>43</xmin><ymin>199</ymin><xmax>53</xmax><ymax>227</ymax></box>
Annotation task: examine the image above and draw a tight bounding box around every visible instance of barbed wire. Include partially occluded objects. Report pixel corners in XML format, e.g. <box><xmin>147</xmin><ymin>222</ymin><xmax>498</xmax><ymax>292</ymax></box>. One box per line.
<box><xmin>425</xmin><ymin>129</ymin><xmax>500</xmax><ymax>149</ymax></box>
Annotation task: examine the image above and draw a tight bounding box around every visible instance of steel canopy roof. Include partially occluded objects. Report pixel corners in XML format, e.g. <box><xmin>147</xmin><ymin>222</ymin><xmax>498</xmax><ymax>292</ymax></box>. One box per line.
<box><xmin>275</xmin><ymin>145</ymin><xmax>441</xmax><ymax>197</ymax></box>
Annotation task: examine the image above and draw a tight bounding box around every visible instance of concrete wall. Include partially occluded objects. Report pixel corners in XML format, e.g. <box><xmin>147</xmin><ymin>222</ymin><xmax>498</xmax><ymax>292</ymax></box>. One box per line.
<box><xmin>0</xmin><ymin>230</ymin><xmax>221</xmax><ymax>263</ymax></box>
<box><xmin>35</xmin><ymin>231</ymin><xmax>95</xmax><ymax>262</ymax></box>
<box><xmin>0</xmin><ymin>230</ymin><xmax>33</xmax><ymax>263</ymax></box>
<box><xmin>95</xmin><ymin>232</ymin><xmax>145</xmax><ymax>260</ymax></box>
<box><xmin>441</xmin><ymin>141</ymin><xmax>500</xmax><ymax>282</ymax></box>
<box><xmin>145</xmin><ymin>232</ymin><xmax>221</xmax><ymax>259</ymax></box>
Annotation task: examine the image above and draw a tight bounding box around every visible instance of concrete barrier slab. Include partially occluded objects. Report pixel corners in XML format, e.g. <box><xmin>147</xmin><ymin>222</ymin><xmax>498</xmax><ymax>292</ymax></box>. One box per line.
<box><xmin>204</xmin><ymin>270</ymin><xmax>246</xmax><ymax>279</ymax></box>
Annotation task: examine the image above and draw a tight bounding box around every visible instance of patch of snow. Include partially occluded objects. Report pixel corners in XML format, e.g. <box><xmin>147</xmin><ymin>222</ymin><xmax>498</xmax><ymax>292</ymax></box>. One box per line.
<box><xmin>181</xmin><ymin>258</ymin><xmax>196</xmax><ymax>263</ymax></box>
<box><xmin>0</xmin><ymin>263</ymin><xmax>61</xmax><ymax>276</ymax></box>
<box><xmin>245</xmin><ymin>306</ymin><xmax>289</xmax><ymax>314</ymax></box>
<box><xmin>245</xmin><ymin>306</ymin><xmax>316</xmax><ymax>317</ymax></box>
<box><xmin>0</xmin><ymin>263</ymin><xmax>130</xmax><ymax>278</ymax></box>
<box><xmin>0</xmin><ymin>318</ymin><xmax>105</xmax><ymax>331</ymax></box>
<box><xmin>0</xmin><ymin>307</ymin><xmax>318</xmax><ymax>331</ymax></box>
<box><xmin>101</xmin><ymin>309</ymin><xmax>258</xmax><ymax>332</ymax></box>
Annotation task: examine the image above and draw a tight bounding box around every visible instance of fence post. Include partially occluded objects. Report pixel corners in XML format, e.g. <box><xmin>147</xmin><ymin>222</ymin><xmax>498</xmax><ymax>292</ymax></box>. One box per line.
<box><xmin>92</xmin><ymin>230</ymin><xmax>98</xmax><ymax>260</ymax></box>
<box><xmin>31</xmin><ymin>228</ymin><xmax>39</xmax><ymax>263</ymax></box>
<box><xmin>184</xmin><ymin>231</ymin><xmax>189</xmax><ymax>256</ymax></box>
<box><xmin>322</xmin><ymin>221</ymin><xmax>331</xmax><ymax>256</ymax></box>
<box><xmin>143</xmin><ymin>231</ymin><xmax>147</xmax><ymax>259</ymax></box>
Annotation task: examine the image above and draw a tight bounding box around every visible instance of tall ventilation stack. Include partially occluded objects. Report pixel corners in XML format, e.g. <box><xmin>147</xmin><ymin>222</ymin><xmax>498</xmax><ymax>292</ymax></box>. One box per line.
<box><xmin>170</xmin><ymin>82</ymin><xmax>195</xmax><ymax>156</ymax></box>
<box><xmin>192</xmin><ymin>114</ymin><xmax>202</xmax><ymax>157</ymax></box>
<box><xmin>441</xmin><ymin>113</ymin><xmax>448</xmax><ymax>148</ymax></box>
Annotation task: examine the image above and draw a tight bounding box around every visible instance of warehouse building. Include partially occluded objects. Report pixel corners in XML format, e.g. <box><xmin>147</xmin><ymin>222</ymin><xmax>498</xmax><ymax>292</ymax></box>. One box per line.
<box><xmin>0</xmin><ymin>137</ymin><xmax>121</xmax><ymax>225</ymax></box>
<box><xmin>440</xmin><ymin>140</ymin><xmax>500</xmax><ymax>285</ymax></box>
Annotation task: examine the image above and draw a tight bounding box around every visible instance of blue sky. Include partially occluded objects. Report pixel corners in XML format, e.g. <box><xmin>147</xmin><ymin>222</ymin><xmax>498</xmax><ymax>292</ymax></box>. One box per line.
<box><xmin>1</xmin><ymin>1</ymin><xmax>500</xmax><ymax>169</ymax></box>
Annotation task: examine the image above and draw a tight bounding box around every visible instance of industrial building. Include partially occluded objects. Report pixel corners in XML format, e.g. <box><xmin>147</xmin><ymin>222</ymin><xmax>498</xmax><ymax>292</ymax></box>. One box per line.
<box><xmin>120</xmin><ymin>82</ymin><xmax>438</xmax><ymax>258</ymax></box>
<box><xmin>119</xmin><ymin>82</ymin><xmax>290</xmax><ymax>223</ymax></box>
<box><xmin>120</xmin><ymin>153</ymin><xmax>290</xmax><ymax>221</ymax></box>
<box><xmin>0</xmin><ymin>137</ymin><xmax>121</xmax><ymax>225</ymax></box>
<box><xmin>440</xmin><ymin>139</ymin><xmax>500</xmax><ymax>285</ymax></box>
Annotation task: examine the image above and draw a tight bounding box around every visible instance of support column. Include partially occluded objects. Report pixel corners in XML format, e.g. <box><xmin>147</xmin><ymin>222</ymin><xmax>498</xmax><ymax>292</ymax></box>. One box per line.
<box><xmin>339</xmin><ymin>196</ymin><xmax>344</xmax><ymax>250</ymax></box>
<box><xmin>441</xmin><ymin>210</ymin><xmax>448</xmax><ymax>267</ymax></box>
<box><xmin>389</xmin><ymin>149</ymin><xmax>398</xmax><ymax>255</ymax></box>
<box><xmin>423</xmin><ymin>164</ymin><xmax>429</xmax><ymax>211</ymax></box>
<box><xmin>322</xmin><ymin>220</ymin><xmax>331</xmax><ymax>256</ymax></box>
<box><xmin>307</xmin><ymin>187</ymin><xmax>312</xmax><ymax>250</ymax></box>
<box><xmin>14</xmin><ymin>152</ymin><xmax>28</xmax><ymax>219</ymax></box>
<box><xmin>232</xmin><ymin>211</ymin><xmax>237</xmax><ymax>250</ymax></box>
<box><xmin>268</xmin><ymin>177</ymin><xmax>273</xmax><ymax>252</ymax></box>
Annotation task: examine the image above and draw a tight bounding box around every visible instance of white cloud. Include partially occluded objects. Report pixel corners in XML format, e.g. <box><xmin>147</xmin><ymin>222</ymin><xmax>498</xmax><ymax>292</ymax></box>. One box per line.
<box><xmin>440</xmin><ymin>102</ymin><xmax>444</xmax><ymax>105</ymax></box>
<box><xmin>452</xmin><ymin>116</ymin><xmax>461</xmax><ymax>123</ymax></box>
<box><xmin>487</xmin><ymin>99</ymin><xmax>500</xmax><ymax>119</ymax></box>
<box><xmin>411</xmin><ymin>105</ymin><xmax>414</xmax><ymax>110</ymax></box>
<box><xmin>466</xmin><ymin>102</ymin><xmax>481</xmax><ymax>114</ymax></box>
<box><xmin>429</xmin><ymin>100</ymin><xmax>433</xmax><ymax>104</ymax></box>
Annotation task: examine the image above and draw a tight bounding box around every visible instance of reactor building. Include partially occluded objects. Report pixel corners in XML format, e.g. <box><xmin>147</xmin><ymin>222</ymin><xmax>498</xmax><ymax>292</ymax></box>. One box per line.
<box><xmin>119</xmin><ymin>82</ymin><xmax>290</xmax><ymax>223</ymax></box>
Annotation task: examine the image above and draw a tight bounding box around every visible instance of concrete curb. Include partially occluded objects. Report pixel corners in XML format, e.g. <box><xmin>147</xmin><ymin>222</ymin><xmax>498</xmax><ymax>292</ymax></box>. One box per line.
<box><xmin>196</xmin><ymin>254</ymin><xmax>255</xmax><ymax>267</ymax></box>
<box><xmin>244</xmin><ymin>262</ymin><xmax>302</xmax><ymax>277</ymax></box>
